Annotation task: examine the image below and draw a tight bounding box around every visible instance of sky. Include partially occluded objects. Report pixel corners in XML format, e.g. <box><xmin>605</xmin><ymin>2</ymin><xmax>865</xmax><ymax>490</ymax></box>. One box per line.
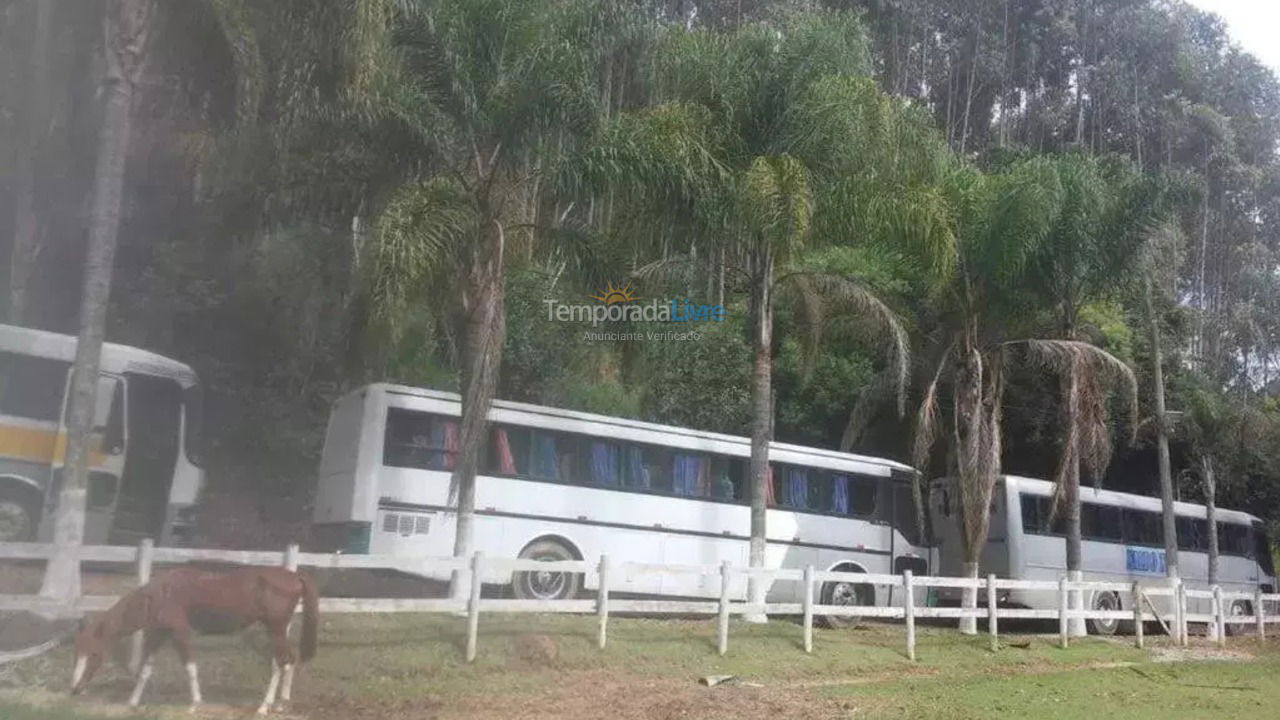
<box><xmin>1184</xmin><ymin>0</ymin><xmax>1280</xmax><ymax>74</ymax></box>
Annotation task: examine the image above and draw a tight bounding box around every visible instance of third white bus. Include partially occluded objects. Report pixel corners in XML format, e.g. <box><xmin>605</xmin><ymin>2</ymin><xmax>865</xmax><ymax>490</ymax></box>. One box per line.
<box><xmin>930</xmin><ymin>474</ymin><xmax>1276</xmax><ymax>634</ymax></box>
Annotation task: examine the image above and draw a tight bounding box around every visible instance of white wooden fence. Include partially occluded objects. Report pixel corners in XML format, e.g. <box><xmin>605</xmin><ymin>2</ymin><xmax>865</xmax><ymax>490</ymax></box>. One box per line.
<box><xmin>3</xmin><ymin>540</ymin><xmax>1279</xmax><ymax>663</ymax></box>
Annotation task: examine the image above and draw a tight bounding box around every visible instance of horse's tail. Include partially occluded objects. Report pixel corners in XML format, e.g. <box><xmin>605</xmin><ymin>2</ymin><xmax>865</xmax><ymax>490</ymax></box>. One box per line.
<box><xmin>297</xmin><ymin>572</ymin><xmax>319</xmax><ymax>663</ymax></box>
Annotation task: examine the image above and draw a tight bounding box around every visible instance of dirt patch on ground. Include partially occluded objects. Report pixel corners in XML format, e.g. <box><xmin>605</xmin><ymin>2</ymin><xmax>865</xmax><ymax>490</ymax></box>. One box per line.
<box><xmin>304</xmin><ymin>671</ymin><xmax>856</xmax><ymax>720</ymax></box>
<box><xmin>1150</xmin><ymin>645</ymin><xmax>1254</xmax><ymax>663</ymax></box>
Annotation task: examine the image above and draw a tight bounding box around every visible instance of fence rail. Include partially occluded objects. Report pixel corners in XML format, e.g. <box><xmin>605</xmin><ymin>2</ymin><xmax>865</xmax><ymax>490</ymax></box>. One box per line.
<box><xmin>3</xmin><ymin>540</ymin><xmax>1279</xmax><ymax>661</ymax></box>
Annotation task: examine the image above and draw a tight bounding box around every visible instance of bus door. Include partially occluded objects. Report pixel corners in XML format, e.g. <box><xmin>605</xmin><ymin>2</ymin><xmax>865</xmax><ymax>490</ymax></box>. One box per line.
<box><xmin>42</xmin><ymin>372</ymin><xmax>128</xmax><ymax>545</ymax></box>
<box><xmin>110</xmin><ymin>374</ymin><xmax>183</xmax><ymax>545</ymax></box>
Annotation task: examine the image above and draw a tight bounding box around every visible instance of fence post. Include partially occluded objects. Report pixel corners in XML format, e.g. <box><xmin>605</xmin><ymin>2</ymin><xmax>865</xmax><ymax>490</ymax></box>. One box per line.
<box><xmin>129</xmin><ymin>539</ymin><xmax>155</xmax><ymax>673</ymax></box>
<box><xmin>284</xmin><ymin>543</ymin><xmax>300</xmax><ymax>572</ymax></box>
<box><xmin>1171</xmin><ymin>577</ymin><xmax>1182</xmax><ymax>645</ymax></box>
<box><xmin>1132</xmin><ymin>582</ymin><xmax>1144</xmax><ymax>649</ymax></box>
<box><xmin>1177</xmin><ymin>580</ymin><xmax>1189</xmax><ymax>647</ymax></box>
<box><xmin>1255</xmin><ymin>587</ymin><xmax>1265</xmax><ymax>640</ymax></box>
<box><xmin>717</xmin><ymin>561</ymin><xmax>731</xmax><ymax>656</ymax></box>
<box><xmin>987</xmin><ymin>574</ymin><xmax>998</xmax><ymax>652</ymax></box>
<box><xmin>465</xmin><ymin>552</ymin><xmax>483</xmax><ymax>663</ymax></box>
<box><xmin>903</xmin><ymin>570</ymin><xmax>915</xmax><ymax>661</ymax></box>
<box><xmin>597</xmin><ymin>555</ymin><xmax>610</xmax><ymax>650</ymax></box>
<box><xmin>1213</xmin><ymin>586</ymin><xmax>1226</xmax><ymax>647</ymax></box>
<box><xmin>1058</xmin><ymin>575</ymin><xmax>1069</xmax><ymax>649</ymax></box>
<box><xmin>802</xmin><ymin>565</ymin><xmax>814</xmax><ymax>654</ymax></box>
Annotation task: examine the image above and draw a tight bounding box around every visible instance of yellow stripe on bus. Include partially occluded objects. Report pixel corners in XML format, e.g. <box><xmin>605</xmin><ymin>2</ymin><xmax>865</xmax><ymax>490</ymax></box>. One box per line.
<box><xmin>0</xmin><ymin>423</ymin><xmax>109</xmax><ymax>467</ymax></box>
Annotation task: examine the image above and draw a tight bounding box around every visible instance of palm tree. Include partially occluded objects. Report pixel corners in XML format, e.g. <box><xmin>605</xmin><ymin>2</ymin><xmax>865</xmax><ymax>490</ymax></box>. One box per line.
<box><xmin>1028</xmin><ymin>154</ymin><xmax>1161</xmax><ymax>635</ymax></box>
<box><xmin>912</xmin><ymin>158</ymin><xmax>1066</xmax><ymax>634</ymax></box>
<box><xmin>41</xmin><ymin>0</ymin><xmax>155</xmax><ymax>603</ymax></box>
<box><xmin>360</xmin><ymin>0</ymin><xmax>638</xmax><ymax>595</ymax></box>
<box><xmin>596</xmin><ymin>14</ymin><xmax>949</xmax><ymax>618</ymax></box>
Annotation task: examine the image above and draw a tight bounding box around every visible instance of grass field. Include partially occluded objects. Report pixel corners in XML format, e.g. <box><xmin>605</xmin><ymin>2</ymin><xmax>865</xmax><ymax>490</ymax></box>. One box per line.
<box><xmin>2</xmin><ymin>614</ymin><xmax>1276</xmax><ymax>719</ymax></box>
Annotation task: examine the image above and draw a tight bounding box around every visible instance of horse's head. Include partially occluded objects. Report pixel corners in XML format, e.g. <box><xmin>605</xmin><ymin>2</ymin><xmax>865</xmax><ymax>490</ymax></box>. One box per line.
<box><xmin>71</xmin><ymin>615</ymin><xmax>110</xmax><ymax>694</ymax></box>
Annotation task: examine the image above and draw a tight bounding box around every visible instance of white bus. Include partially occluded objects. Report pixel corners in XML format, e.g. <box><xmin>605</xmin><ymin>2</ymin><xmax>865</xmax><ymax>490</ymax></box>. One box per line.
<box><xmin>311</xmin><ymin>383</ymin><xmax>931</xmax><ymax>616</ymax></box>
<box><xmin>930</xmin><ymin>474</ymin><xmax>1276</xmax><ymax>634</ymax></box>
<box><xmin>0</xmin><ymin>324</ymin><xmax>205</xmax><ymax>546</ymax></box>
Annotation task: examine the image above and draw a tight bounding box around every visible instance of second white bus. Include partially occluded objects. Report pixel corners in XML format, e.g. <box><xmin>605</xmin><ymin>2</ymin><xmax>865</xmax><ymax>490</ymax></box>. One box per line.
<box><xmin>310</xmin><ymin>383</ymin><xmax>932</xmax><ymax>617</ymax></box>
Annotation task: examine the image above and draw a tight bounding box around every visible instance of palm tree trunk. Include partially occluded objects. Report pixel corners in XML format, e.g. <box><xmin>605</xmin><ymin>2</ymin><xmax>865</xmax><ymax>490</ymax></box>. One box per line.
<box><xmin>40</xmin><ymin>0</ymin><xmax>152</xmax><ymax>605</ymax></box>
<box><xmin>8</xmin><ymin>0</ymin><xmax>54</xmax><ymax>324</ymax></box>
<box><xmin>1058</xmin><ymin>363</ymin><xmax>1087</xmax><ymax>636</ymax></box>
<box><xmin>746</xmin><ymin>253</ymin><xmax>774</xmax><ymax>623</ymax></box>
<box><xmin>953</xmin><ymin>337</ymin><xmax>984</xmax><ymax>635</ymax></box>
<box><xmin>1144</xmin><ymin>282</ymin><xmax>1179</xmax><ymax>580</ymax></box>
<box><xmin>449</xmin><ymin>219</ymin><xmax>507</xmax><ymax>599</ymax></box>
<box><xmin>1203</xmin><ymin>455</ymin><xmax>1218</xmax><ymax>587</ymax></box>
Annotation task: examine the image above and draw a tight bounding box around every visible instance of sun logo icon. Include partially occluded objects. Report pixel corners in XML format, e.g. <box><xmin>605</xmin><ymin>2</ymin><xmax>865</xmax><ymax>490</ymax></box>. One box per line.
<box><xmin>590</xmin><ymin>281</ymin><xmax>639</xmax><ymax>305</ymax></box>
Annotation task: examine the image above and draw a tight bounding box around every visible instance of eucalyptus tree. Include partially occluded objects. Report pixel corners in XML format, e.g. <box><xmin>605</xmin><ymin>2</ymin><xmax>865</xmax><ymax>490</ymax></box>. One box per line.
<box><xmin>360</xmin><ymin>0</ymin><xmax>641</xmax><ymax>594</ymax></box>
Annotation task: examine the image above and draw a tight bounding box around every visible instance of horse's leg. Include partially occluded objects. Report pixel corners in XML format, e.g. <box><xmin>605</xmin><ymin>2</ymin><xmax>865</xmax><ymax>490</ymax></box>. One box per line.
<box><xmin>169</xmin><ymin>617</ymin><xmax>203</xmax><ymax>711</ymax></box>
<box><xmin>260</xmin><ymin>618</ymin><xmax>295</xmax><ymax>713</ymax></box>
<box><xmin>128</xmin><ymin>630</ymin><xmax>167</xmax><ymax>708</ymax></box>
<box><xmin>256</xmin><ymin>660</ymin><xmax>281</xmax><ymax>715</ymax></box>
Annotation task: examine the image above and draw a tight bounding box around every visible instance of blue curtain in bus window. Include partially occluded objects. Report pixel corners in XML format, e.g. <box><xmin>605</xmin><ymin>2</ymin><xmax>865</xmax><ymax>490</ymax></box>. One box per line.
<box><xmin>532</xmin><ymin>433</ymin><xmax>559</xmax><ymax>479</ymax></box>
<box><xmin>787</xmin><ymin>468</ymin><xmax>808</xmax><ymax>509</ymax></box>
<box><xmin>673</xmin><ymin>453</ymin><xmax>702</xmax><ymax>496</ymax></box>
<box><xmin>591</xmin><ymin>442</ymin><xmax>620</xmax><ymax>487</ymax></box>
<box><xmin>832</xmin><ymin>475</ymin><xmax>850</xmax><ymax>514</ymax></box>
<box><xmin>626</xmin><ymin>446</ymin><xmax>650</xmax><ymax>489</ymax></box>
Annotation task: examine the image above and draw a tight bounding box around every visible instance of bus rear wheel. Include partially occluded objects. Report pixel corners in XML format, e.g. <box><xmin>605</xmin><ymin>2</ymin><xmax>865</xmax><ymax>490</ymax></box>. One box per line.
<box><xmin>1225</xmin><ymin>600</ymin><xmax>1251</xmax><ymax>636</ymax></box>
<box><xmin>818</xmin><ymin>578</ymin><xmax>874</xmax><ymax>629</ymax></box>
<box><xmin>1088</xmin><ymin>592</ymin><xmax>1121</xmax><ymax>636</ymax></box>
<box><xmin>0</xmin><ymin>490</ymin><xmax>38</xmax><ymax>542</ymax></box>
<box><xmin>511</xmin><ymin>540</ymin><xmax>581</xmax><ymax>601</ymax></box>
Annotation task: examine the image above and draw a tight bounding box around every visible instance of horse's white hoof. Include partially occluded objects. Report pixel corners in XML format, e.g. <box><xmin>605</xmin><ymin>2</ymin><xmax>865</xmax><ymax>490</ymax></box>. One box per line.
<box><xmin>256</xmin><ymin>705</ymin><xmax>271</xmax><ymax>715</ymax></box>
<box><xmin>188</xmin><ymin>704</ymin><xmax>201</xmax><ymax>714</ymax></box>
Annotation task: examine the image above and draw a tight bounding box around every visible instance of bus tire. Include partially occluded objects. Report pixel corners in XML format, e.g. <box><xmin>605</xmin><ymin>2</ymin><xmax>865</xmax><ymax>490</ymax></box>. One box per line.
<box><xmin>1087</xmin><ymin>592</ymin><xmax>1121</xmax><ymax>636</ymax></box>
<box><xmin>1225</xmin><ymin>600</ymin><xmax>1251</xmax><ymax>636</ymax></box>
<box><xmin>0</xmin><ymin>487</ymin><xmax>39</xmax><ymax>542</ymax></box>
<box><xmin>817</xmin><ymin>573</ymin><xmax>874</xmax><ymax>629</ymax></box>
<box><xmin>511</xmin><ymin>539</ymin><xmax>582</xmax><ymax>601</ymax></box>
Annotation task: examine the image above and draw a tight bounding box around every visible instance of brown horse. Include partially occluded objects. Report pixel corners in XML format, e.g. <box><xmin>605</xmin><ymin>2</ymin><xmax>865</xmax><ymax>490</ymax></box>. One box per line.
<box><xmin>71</xmin><ymin>565</ymin><xmax>318</xmax><ymax>714</ymax></box>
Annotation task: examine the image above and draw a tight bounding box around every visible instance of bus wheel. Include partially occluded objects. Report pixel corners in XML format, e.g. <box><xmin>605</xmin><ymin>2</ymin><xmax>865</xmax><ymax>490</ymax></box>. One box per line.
<box><xmin>1087</xmin><ymin>592</ymin><xmax>1121</xmax><ymax>636</ymax></box>
<box><xmin>0</xmin><ymin>491</ymin><xmax>37</xmax><ymax>542</ymax></box>
<box><xmin>512</xmin><ymin>540</ymin><xmax>581</xmax><ymax>601</ymax></box>
<box><xmin>818</xmin><ymin>578</ymin><xmax>874</xmax><ymax>629</ymax></box>
<box><xmin>1225</xmin><ymin>600</ymin><xmax>1251</xmax><ymax>636</ymax></box>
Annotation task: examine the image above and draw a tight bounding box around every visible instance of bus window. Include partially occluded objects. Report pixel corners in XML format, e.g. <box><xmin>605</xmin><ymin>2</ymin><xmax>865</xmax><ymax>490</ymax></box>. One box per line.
<box><xmin>1081</xmin><ymin>503</ymin><xmax>1122</xmax><ymax>543</ymax></box>
<box><xmin>672</xmin><ymin>452</ymin><xmax>709</xmax><ymax>497</ymax></box>
<box><xmin>588</xmin><ymin>440</ymin><xmax>622</xmax><ymax>488</ymax></box>
<box><xmin>383</xmin><ymin>408</ymin><xmax>457</xmax><ymax>471</ymax></box>
<box><xmin>1255</xmin><ymin>525</ymin><xmax>1275</xmax><ymax>576</ymax></box>
<box><xmin>1176</xmin><ymin>517</ymin><xmax>1207</xmax><ymax>552</ymax></box>
<box><xmin>624</xmin><ymin>444</ymin><xmax>670</xmax><ymax>491</ymax></box>
<box><xmin>780</xmin><ymin>466</ymin><xmax>810</xmax><ymax>509</ymax></box>
<box><xmin>708</xmin><ymin>456</ymin><xmax>741</xmax><ymax>501</ymax></box>
<box><xmin>1123</xmin><ymin>509</ymin><xmax>1162</xmax><ymax>546</ymax></box>
<box><xmin>1218</xmin><ymin>523</ymin><xmax>1252</xmax><ymax>557</ymax></box>
<box><xmin>529</xmin><ymin>431</ymin><xmax>584</xmax><ymax>483</ymax></box>
<box><xmin>0</xmin><ymin>351</ymin><xmax>69</xmax><ymax>422</ymax></box>
<box><xmin>487</xmin><ymin>425</ymin><xmax>527</xmax><ymax>476</ymax></box>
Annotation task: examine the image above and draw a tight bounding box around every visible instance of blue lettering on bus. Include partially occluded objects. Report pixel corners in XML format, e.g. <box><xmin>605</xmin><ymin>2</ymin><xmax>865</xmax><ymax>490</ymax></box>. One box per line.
<box><xmin>1126</xmin><ymin>547</ymin><xmax>1166</xmax><ymax>575</ymax></box>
